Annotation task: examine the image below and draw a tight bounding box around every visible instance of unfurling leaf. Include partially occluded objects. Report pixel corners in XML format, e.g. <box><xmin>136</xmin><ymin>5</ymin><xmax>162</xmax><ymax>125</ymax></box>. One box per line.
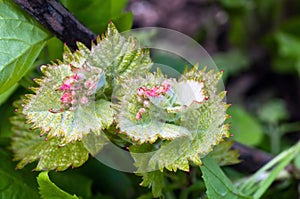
<box><xmin>128</xmin><ymin>66</ymin><xmax>230</xmax><ymax>172</ymax></box>
<box><xmin>11</xmin><ymin>105</ymin><xmax>89</xmax><ymax>171</ymax></box>
<box><xmin>210</xmin><ymin>140</ymin><xmax>240</xmax><ymax>166</ymax></box>
<box><xmin>11</xmin><ymin>23</ymin><xmax>149</xmax><ymax>170</ymax></box>
<box><xmin>139</xmin><ymin>171</ymin><xmax>165</xmax><ymax>198</ymax></box>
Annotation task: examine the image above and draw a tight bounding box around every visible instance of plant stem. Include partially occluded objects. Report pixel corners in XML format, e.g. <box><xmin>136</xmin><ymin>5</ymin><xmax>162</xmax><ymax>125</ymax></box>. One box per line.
<box><xmin>13</xmin><ymin>0</ymin><xmax>97</xmax><ymax>50</ymax></box>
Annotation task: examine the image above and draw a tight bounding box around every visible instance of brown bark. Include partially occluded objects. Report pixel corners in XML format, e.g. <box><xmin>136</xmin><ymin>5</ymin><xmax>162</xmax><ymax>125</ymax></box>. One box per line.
<box><xmin>231</xmin><ymin>142</ymin><xmax>273</xmax><ymax>173</ymax></box>
<box><xmin>13</xmin><ymin>0</ymin><xmax>97</xmax><ymax>50</ymax></box>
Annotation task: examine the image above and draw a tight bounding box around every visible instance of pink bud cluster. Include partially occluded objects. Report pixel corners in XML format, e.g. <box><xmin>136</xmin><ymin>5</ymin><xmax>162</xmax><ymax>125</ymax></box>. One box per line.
<box><xmin>135</xmin><ymin>83</ymin><xmax>170</xmax><ymax>120</ymax></box>
<box><xmin>59</xmin><ymin>66</ymin><xmax>102</xmax><ymax>110</ymax></box>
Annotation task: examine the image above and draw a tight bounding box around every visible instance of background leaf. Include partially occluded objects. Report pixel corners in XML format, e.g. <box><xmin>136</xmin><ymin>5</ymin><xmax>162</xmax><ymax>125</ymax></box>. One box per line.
<box><xmin>200</xmin><ymin>155</ymin><xmax>252</xmax><ymax>199</ymax></box>
<box><xmin>61</xmin><ymin>0</ymin><xmax>132</xmax><ymax>33</ymax></box>
<box><xmin>0</xmin><ymin>149</ymin><xmax>40</xmax><ymax>199</ymax></box>
<box><xmin>0</xmin><ymin>0</ymin><xmax>50</xmax><ymax>94</ymax></box>
<box><xmin>228</xmin><ymin>106</ymin><xmax>263</xmax><ymax>146</ymax></box>
<box><xmin>37</xmin><ymin>171</ymin><xmax>79</xmax><ymax>199</ymax></box>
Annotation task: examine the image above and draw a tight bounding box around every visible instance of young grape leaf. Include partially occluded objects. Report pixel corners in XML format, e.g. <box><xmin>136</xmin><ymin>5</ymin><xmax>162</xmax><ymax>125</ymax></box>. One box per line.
<box><xmin>139</xmin><ymin>170</ymin><xmax>165</xmax><ymax>198</ymax></box>
<box><xmin>37</xmin><ymin>171</ymin><xmax>79</xmax><ymax>199</ymax></box>
<box><xmin>129</xmin><ymin>67</ymin><xmax>230</xmax><ymax>172</ymax></box>
<box><xmin>21</xmin><ymin>22</ymin><xmax>150</xmax><ymax>144</ymax></box>
<box><xmin>200</xmin><ymin>155</ymin><xmax>252</xmax><ymax>199</ymax></box>
<box><xmin>210</xmin><ymin>140</ymin><xmax>240</xmax><ymax>166</ymax></box>
<box><xmin>0</xmin><ymin>0</ymin><xmax>51</xmax><ymax>94</ymax></box>
<box><xmin>11</xmin><ymin>105</ymin><xmax>89</xmax><ymax>171</ymax></box>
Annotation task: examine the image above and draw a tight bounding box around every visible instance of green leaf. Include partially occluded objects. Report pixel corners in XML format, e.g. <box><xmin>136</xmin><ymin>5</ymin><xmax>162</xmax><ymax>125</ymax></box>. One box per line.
<box><xmin>0</xmin><ymin>149</ymin><xmax>40</xmax><ymax>199</ymax></box>
<box><xmin>257</xmin><ymin>99</ymin><xmax>288</xmax><ymax>124</ymax></box>
<box><xmin>112</xmin><ymin>12</ymin><xmax>134</xmax><ymax>32</ymax></box>
<box><xmin>49</xmin><ymin>171</ymin><xmax>93</xmax><ymax>199</ymax></box>
<box><xmin>37</xmin><ymin>171</ymin><xmax>79</xmax><ymax>199</ymax></box>
<box><xmin>22</xmin><ymin>63</ymin><xmax>106</xmax><ymax>143</ymax></box>
<box><xmin>0</xmin><ymin>0</ymin><xmax>50</xmax><ymax>94</ymax></box>
<box><xmin>128</xmin><ymin>67</ymin><xmax>229</xmax><ymax>172</ymax></box>
<box><xmin>11</xmin><ymin>105</ymin><xmax>89</xmax><ymax>171</ymax></box>
<box><xmin>210</xmin><ymin>140</ymin><xmax>240</xmax><ymax>166</ymax></box>
<box><xmin>139</xmin><ymin>170</ymin><xmax>165</xmax><ymax>198</ymax></box>
<box><xmin>88</xmin><ymin>22</ymin><xmax>152</xmax><ymax>85</ymax></box>
<box><xmin>82</xmin><ymin>132</ymin><xmax>107</xmax><ymax>156</ymax></box>
<box><xmin>275</xmin><ymin>32</ymin><xmax>300</xmax><ymax>58</ymax></box>
<box><xmin>62</xmin><ymin>0</ymin><xmax>130</xmax><ymax>34</ymax></box>
<box><xmin>213</xmin><ymin>50</ymin><xmax>249</xmax><ymax>81</ymax></box>
<box><xmin>200</xmin><ymin>155</ymin><xmax>252</xmax><ymax>199</ymax></box>
<box><xmin>0</xmin><ymin>83</ymin><xmax>18</xmax><ymax>105</ymax></box>
<box><xmin>21</xmin><ymin>22</ymin><xmax>149</xmax><ymax>144</ymax></box>
<box><xmin>228</xmin><ymin>106</ymin><xmax>263</xmax><ymax>146</ymax></box>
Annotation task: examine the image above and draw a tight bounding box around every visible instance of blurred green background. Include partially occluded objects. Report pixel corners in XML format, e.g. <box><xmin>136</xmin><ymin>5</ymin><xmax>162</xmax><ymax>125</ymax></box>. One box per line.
<box><xmin>1</xmin><ymin>0</ymin><xmax>300</xmax><ymax>198</ymax></box>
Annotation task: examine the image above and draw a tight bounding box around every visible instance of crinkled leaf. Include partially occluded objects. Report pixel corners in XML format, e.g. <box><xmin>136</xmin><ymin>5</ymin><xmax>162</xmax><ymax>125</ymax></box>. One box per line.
<box><xmin>0</xmin><ymin>149</ymin><xmax>40</xmax><ymax>199</ymax></box>
<box><xmin>95</xmin><ymin>99</ymin><xmax>116</xmax><ymax>128</ymax></box>
<box><xmin>37</xmin><ymin>171</ymin><xmax>79</xmax><ymax>199</ymax></box>
<box><xmin>82</xmin><ymin>132</ymin><xmax>107</xmax><ymax>156</ymax></box>
<box><xmin>200</xmin><ymin>155</ymin><xmax>252</xmax><ymax>199</ymax></box>
<box><xmin>87</xmin><ymin>22</ymin><xmax>152</xmax><ymax>85</ymax></box>
<box><xmin>139</xmin><ymin>171</ymin><xmax>165</xmax><ymax>198</ymax></box>
<box><xmin>118</xmin><ymin>71</ymin><xmax>190</xmax><ymax>144</ymax></box>
<box><xmin>23</xmin><ymin>64</ymin><xmax>104</xmax><ymax>143</ymax></box>
<box><xmin>119</xmin><ymin>118</ymin><xmax>190</xmax><ymax>144</ymax></box>
<box><xmin>210</xmin><ymin>140</ymin><xmax>240</xmax><ymax>166</ymax></box>
<box><xmin>11</xmin><ymin>106</ymin><xmax>89</xmax><ymax>171</ymax></box>
<box><xmin>21</xmin><ymin>23</ymin><xmax>149</xmax><ymax>144</ymax></box>
<box><xmin>129</xmin><ymin>67</ymin><xmax>229</xmax><ymax>172</ymax></box>
<box><xmin>0</xmin><ymin>0</ymin><xmax>50</xmax><ymax>94</ymax></box>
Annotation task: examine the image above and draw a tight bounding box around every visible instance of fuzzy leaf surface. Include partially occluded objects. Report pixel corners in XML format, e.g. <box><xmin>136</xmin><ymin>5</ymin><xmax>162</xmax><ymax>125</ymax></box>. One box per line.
<box><xmin>21</xmin><ymin>23</ymin><xmax>148</xmax><ymax>144</ymax></box>
<box><xmin>129</xmin><ymin>67</ymin><xmax>230</xmax><ymax>172</ymax></box>
<box><xmin>11</xmin><ymin>106</ymin><xmax>89</xmax><ymax>171</ymax></box>
<box><xmin>210</xmin><ymin>140</ymin><xmax>240</xmax><ymax>166</ymax></box>
<box><xmin>139</xmin><ymin>170</ymin><xmax>165</xmax><ymax>198</ymax></box>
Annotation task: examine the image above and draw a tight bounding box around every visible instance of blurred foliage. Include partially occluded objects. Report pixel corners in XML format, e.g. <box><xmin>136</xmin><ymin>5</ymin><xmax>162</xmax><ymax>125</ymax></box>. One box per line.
<box><xmin>228</xmin><ymin>106</ymin><xmax>263</xmax><ymax>146</ymax></box>
<box><xmin>1</xmin><ymin>0</ymin><xmax>300</xmax><ymax>198</ymax></box>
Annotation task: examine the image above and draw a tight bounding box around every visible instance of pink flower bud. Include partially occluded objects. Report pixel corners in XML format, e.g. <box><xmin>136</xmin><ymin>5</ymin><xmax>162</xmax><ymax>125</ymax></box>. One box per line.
<box><xmin>80</xmin><ymin>96</ymin><xmax>89</xmax><ymax>104</ymax></box>
<box><xmin>135</xmin><ymin>112</ymin><xmax>142</xmax><ymax>120</ymax></box>
<box><xmin>139</xmin><ymin>108</ymin><xmax>146</xmax><ymax>114</ymax></box>
<box><xmin>137</xmin><ymin>87</ymin><xmax>145</xmax><ymax>96</ymax></box>
<box><xmin>61</xmin><ymin>92</ymin><xmax>72</xmax><ymax>103</ymax></box>
<box><xmin>143</xmin><ymin>100</ymin><xmax>150</xmax><ymax>107</ymax></box>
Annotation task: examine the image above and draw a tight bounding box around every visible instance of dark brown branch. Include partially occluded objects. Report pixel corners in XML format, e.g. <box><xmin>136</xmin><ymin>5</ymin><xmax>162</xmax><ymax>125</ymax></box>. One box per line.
<box><xmin>13</xmin><ymin>0</ymin><xmax>97</xmax><ymax>50</ymax></box>
<box><xmin>231</xmin><ymin>142</ymin><xmax>273</xmax><ymax>173</ymax></box>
